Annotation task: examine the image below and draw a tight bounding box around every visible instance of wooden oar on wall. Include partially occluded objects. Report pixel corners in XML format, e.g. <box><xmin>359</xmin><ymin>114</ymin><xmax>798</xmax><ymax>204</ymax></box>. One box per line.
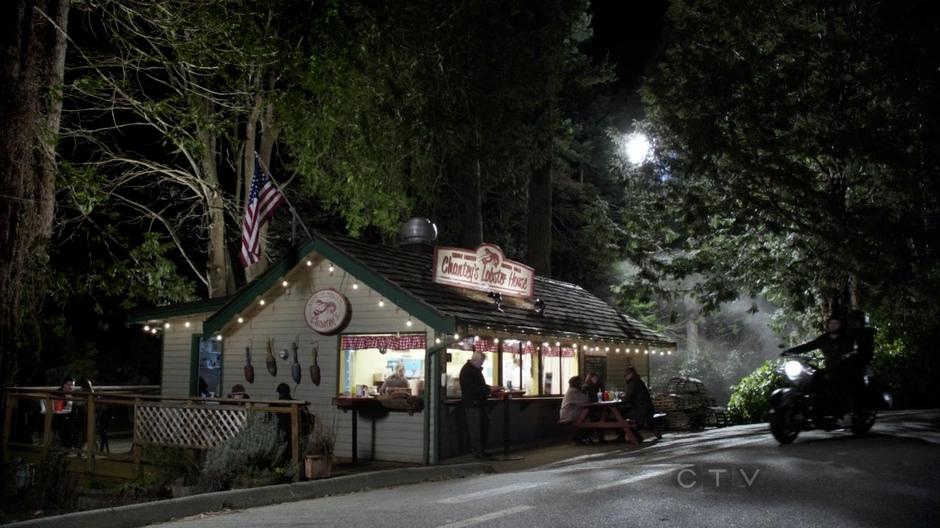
<box><xmin>266</xmin><ymin>337</ymin><xmax>277</xmax><ymax>376</ymax></box>
<box><xmin>291</xmin><ymin>337</ymin><xmax>302</xmax><ymax>384</ymax></box>
<box><xmin>310</xmin><ymin>341</ymin><xmax>321</xmax><ymax>386</ymax></box>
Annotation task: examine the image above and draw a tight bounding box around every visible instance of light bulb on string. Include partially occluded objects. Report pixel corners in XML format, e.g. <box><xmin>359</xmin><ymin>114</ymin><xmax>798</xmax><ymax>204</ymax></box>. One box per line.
<box><xmin>143</xmin><ymin>325</ymin><xmax>151</xmax><ymax>332</ymax></box>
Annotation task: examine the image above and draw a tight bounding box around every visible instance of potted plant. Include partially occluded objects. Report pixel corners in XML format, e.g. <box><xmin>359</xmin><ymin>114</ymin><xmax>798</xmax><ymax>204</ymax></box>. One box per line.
<box><xmin>304</xmin><ymin>416</ymin><xmax>336</xmax><ymax>479</ymax></box>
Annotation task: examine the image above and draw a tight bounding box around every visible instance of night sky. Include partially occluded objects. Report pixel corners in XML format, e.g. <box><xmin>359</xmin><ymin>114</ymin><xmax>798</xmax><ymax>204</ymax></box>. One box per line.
<box><xmin>588</xmin><ymin>0</ymin><xmax>668</xmax><ymax>124</ymax></box>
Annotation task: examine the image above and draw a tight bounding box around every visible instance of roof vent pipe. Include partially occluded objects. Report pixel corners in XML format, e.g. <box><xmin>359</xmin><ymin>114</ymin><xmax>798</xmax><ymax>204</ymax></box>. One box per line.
<box><xmin>398</xmin><ymin>217</ymin><xmax>438</xmax><ymax>253</ymax></box>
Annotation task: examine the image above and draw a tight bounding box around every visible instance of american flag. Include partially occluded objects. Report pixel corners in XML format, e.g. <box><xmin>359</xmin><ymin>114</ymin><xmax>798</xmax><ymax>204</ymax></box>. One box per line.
<box><xmin>240</xmin><ymin>160</ymin><xmax>285</xmax><ymax>266</ymax></box>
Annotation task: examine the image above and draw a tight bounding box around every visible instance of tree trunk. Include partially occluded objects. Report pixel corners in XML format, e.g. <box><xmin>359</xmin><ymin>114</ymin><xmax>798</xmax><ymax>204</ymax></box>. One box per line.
<box><xmin>459</xmin><ymin>156</ymin><xmax>484</xmax><ymax>248</ymax></box>
<box><xmin>0</xmin><ymin>0</ymin><xmax>69</xmax><ymax>386</ymax></box>
<box><xmin>527</xmin><ymin>155</ymin><xmax>553</xmax><ymax>277</ymax></box>
<box><xmin>243</xmin><ymin>87</ymin><xmax>265</xmax><ymax>283</ymax></box>
<box><xmin>197</xmin><ymin>100</ymin><xmax>228</xmax><ymax>298</ymax></box>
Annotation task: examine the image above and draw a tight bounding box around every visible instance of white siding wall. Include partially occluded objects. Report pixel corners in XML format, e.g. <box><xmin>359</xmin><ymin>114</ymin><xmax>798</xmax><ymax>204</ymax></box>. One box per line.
<box><xmin>219</xmin><ymin>257</ymin><xmax>430</xmax><ymax>463</ymax></box>
<box><xmin>160</xmin><ymin>319</ymin><xmax>208</xmax><ymax>397</ymax></box>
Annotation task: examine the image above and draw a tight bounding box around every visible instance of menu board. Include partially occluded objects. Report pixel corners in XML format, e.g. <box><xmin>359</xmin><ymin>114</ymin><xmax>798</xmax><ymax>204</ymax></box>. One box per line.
<box><xmin>583</xmin><ymin>354</ymin><xmax>607</xmax><ymax>385</ymax></box>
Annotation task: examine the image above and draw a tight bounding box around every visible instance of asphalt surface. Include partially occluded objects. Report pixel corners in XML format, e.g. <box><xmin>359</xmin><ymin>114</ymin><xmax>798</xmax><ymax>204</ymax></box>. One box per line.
<box><xmin>139</xmin><ymin>409</ymin><xmax>940</xmax><ymax>528</ymax></box>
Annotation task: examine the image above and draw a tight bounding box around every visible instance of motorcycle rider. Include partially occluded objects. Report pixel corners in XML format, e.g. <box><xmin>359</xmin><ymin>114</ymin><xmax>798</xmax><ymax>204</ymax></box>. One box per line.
<box><xmin>783</xmin><ymin>314</ymin><xmax>854</xmax><ymax>417</ymax></box>
<box><xmin>844</xmin><ymin>310</ymin><xmax>876</xmax><ymax>408</ymax></box>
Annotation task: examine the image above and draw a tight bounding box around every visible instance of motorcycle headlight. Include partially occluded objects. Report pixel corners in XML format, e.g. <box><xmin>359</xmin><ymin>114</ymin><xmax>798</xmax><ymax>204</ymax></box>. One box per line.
<box><xmin>784</xmin><ymin>360</ymin><xmax>805</xmax><ymax>380</ymax></box>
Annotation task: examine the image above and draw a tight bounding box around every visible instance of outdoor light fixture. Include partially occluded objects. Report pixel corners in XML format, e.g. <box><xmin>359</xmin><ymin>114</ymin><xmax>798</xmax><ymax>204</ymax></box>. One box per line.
<box><xmin>151</xmin><ymin>328</ymin><xmax>158</xmax><ymax>335</ymax></box>
<box><xmin>306</xmin><ymin>260</ymin><xmax>312</xmax><ymax>267</ymax></box>
<box><xmin>352</xmin><ymin>280</ymin><xmax>359</xmax><ymax>290</ymax></box>
<box><xmin>259</xmin><ymin>299</ymin><xmax>266</xmax><ymax>306</ymax></box>
<box><xmin>237</xmin><ymin>317</ymin><xmax>244</xmax><ymax>324</ymax></box>
<box><xmin>184</xmin><ymin>321</ymin><xmax>191</xmax><ymax>328</ymax></box>
<box><xmin>488</xmin><ymin>291</ymin><xmax>504</xmax><ymax>312</ymax></box>
<box><xmin>143</xmin><ymin>325</ymin><xmax>150</xmax><ymax>332</ymax></box>
<box><xmin>621</xmin><ymin>132</ymin><xmax>651</xmax><ymax>165</ymax></box>
<box><xmin>328</xmin><ymin>263</ymin><xmax>335</xmax><ymax>274</ymax></box>
<box><xmin>216</xmin><ymin>335</ymin><xmax>223</xmax><ymax>341</ymax></box>
<box><xmin>282</xmin><ymin>280</ymin><xmax>288</xmax><ymax>287</ymax></box>
<box><xmin>164</xmin><ymin>322</ymin><xmax>170</xmax><ymax>329</ymax></box>
<box><xmin>533</xmin><ymin>298</ymin><xmax>546</xmax><ymax>316</ymax></box>
<box><xmin>405</xmin><ymin>317</ymin><xmax>413</xmax><ymax>327</ymax></box>
<box><xmin>378</xmin><ymin>299</ymin><xmax>385</xmax><ymax>307</ymax></box>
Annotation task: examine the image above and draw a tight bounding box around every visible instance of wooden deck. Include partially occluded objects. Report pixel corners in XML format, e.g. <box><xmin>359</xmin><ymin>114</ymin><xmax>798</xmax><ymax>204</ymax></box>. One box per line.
<box><xmin>3</xmin><ymin>387</ymin><xmax>310</xmax><ymax>481</ymax></box>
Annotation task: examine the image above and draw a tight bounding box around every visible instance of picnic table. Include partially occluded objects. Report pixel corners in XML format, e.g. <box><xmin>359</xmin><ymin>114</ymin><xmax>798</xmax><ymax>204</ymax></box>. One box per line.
<box><xmin>570</xmin><ymin>400</ymin><xmax>664</xmax><ymax>445</ymax></box>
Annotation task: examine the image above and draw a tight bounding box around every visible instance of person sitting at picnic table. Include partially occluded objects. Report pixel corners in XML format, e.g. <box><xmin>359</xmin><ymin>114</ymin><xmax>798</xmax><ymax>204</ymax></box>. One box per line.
<box><xmin>379</xmin><ymin>362</ymin><xmax>410</xmax><ymax>394</ymax></box>
<box><xmin>559</xmin><ymin>375</ymin><xmax>591</xmax><ymax>445</ymax></box>
<box><xmin>616</xmin><ymin>367</ymin><xmax>655</xmax><ymax>441</ymax></box>
<box><xmin>582</xmin><ymin>372</ymin><xmax>606</xmax><ymax>443</ymax></box>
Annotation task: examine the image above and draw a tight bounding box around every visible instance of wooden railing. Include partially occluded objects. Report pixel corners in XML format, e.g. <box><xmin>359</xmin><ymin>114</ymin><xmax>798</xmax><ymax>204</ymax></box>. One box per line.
<box><xmin>2</xmin><ymin>387</ymin><xmax>309</xmax><ymax>481</ymax></box>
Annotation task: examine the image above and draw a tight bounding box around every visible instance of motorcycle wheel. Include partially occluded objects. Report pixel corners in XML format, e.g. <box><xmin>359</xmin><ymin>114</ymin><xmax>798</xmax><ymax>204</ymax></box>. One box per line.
<box><xmin>770</xmin><ymin>406</ymin><xmax>801</xmax><ymax>444</ymax></box>
<box><xmin>850</xmin><ymin>411</ymin><xmax>876</xmax><ymax>435</ymax></box>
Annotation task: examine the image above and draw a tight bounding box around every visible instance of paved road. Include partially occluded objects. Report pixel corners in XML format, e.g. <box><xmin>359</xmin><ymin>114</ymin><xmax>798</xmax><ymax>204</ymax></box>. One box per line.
<box><xmin>149</xmin><ymin>410</ymin><xmax>940</xmax><ymax>528</ymax></box>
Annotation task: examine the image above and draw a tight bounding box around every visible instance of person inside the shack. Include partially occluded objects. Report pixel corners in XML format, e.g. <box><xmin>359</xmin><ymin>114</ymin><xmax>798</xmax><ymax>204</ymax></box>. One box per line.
<box><xmin>379</xmin><ymin>361</ymin><xmax>410</xmax><ymax>394</ymax></box>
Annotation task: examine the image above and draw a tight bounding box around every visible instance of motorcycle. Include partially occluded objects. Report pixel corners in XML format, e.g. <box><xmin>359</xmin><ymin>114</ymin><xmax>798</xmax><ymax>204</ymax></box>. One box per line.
<box><xmin>768</xmin><ymin>351</ymin><xmax>892</xmax><ymax>444</ymax></box>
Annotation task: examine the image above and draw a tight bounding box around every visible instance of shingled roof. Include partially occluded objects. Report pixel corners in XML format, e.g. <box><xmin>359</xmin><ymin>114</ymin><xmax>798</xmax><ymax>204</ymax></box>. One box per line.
<box><xmin>322</xmin><ymin>234</ymin><xmax>673</xmax><ymax>347</ymax></box>
<box><xmin>134</xmin><ymin>231</ymin><xmax>673</xmax><ymax>348</ymax></box>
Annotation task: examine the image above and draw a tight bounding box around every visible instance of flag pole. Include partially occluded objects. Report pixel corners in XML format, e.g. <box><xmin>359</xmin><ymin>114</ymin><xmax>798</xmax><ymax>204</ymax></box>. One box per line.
<box><xmin>253</xmin><ymin>153</ymin><xmax>314</xmax><ymax>242</ymax></box>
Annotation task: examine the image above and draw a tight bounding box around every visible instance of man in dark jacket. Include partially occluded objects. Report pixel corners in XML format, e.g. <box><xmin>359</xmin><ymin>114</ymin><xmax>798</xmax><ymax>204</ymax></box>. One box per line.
<box><xmin>783</xmin><ymin>315</ymin><xmax>846</xmax><ymax>367</ymax></box>
<box><xmin>459</xmin><ymin>350</ymin><xmax>492</xmax><ymax>459</ymax></box>
<box><xmin>783</xmin><ymin>314</ymin><xmax>855</xmax><ymax>414</ymax></box>
<box><xmin>620</xmin><ymin>367</ymin><xmax>654</xmax><ymax>425</ymax></box>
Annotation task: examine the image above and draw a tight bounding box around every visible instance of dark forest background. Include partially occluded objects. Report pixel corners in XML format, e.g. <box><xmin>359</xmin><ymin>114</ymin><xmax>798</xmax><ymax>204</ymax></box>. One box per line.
<box><xmin>2</xmin><ymin>0</ymin><xmax>937</xmax><ymax>407</ymax></box>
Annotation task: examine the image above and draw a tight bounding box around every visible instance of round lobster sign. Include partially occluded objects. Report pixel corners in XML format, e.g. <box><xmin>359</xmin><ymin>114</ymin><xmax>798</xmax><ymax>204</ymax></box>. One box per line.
<box><xmin>304</xmin><ymin>288</ymin><xmax>352</xmax><ymax>335</ymax></box>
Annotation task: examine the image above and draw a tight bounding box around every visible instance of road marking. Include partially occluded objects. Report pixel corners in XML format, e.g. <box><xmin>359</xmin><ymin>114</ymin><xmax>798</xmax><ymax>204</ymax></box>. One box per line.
<box><xmin>435</xmin><ymin>505</ymin><xmax>534</xmax><ymax>528</ymax></box>
<box><xmin>575</xmin><ymin>464</ymin><xmax>691</xmax><ymax>494</ymax></box>
<box><xmin>437</xmin><ymin>483</ymin><xmax>539</xmax><ymax>503</ymax></box>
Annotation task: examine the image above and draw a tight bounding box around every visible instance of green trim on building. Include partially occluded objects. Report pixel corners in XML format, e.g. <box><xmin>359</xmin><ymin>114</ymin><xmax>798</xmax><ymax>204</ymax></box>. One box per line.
<box><xmin>127</xmin><ymin>296</ymin><xmax>233</xmax><ymax>324</ymax></box>
<box><xmin>201</xmin><ymin>237</ymin><xmax>456</xmax><ymax>337</ymax></box>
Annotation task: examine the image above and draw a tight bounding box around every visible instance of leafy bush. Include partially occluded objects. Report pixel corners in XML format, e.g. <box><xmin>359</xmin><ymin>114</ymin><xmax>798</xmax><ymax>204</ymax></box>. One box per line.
<box><xmin>199</xmin><ymin>413</ymin><xmax>285</xmax><ymax>492</ymax></box>
<box><xmin>307</xmin><ymin>414</ymin><xmax>337</xmax><ymax>457</ymax></box>
<box><xmin>140</xmin><ymin>445</ymin><xmax>202</xmax><ymax>487</ymax></box>
<box><xmin>727</xmin><ymin>361</ymin><xmax>786</xmax><ymax>423</ymax></box>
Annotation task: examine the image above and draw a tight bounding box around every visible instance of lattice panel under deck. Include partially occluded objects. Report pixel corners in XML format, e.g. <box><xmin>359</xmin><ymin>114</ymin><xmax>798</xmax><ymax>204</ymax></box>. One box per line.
<box><xmin>135</xmin><ymin>404</ymin><xmax>248</xmax><ymax>449</ymax></box>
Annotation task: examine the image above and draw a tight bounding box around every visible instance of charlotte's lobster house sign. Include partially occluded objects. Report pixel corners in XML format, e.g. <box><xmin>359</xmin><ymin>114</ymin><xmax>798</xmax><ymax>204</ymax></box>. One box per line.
<box><xmin>304</xmin><ymin>288</ymin><xmax>352</xmax><ymax>335</ymax></box>
<box><xmin>432</xmin><ymin>244</ymin><xmax>535</xmax><ymax>298</ymax></box>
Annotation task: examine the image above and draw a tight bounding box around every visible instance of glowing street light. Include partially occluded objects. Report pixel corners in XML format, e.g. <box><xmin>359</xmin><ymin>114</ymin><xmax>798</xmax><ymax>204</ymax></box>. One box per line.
<box><xmin>621</xmin><ymin>132</ymin><xmax>651</xmax><ymax>165</ymax></box>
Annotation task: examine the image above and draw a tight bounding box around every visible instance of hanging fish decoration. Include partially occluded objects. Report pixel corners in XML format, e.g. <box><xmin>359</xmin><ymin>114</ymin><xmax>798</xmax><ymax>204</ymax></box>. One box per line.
<box><xmin>291</xmin><ymin>338</ymin><xmax>302</xmax><ymax>384</ymax></box>
<box><xmin>266</xmin><ymin>337</ymin><xmax>277</xmax><ymax>376</ymax></box>
<box><xmin>244</xmin><ymin>341</ymin><xmax>255</xmax><ymax>383</ymax></box>
<box><xmin>310</xmin><ymin>341</ymin><xmax>321</xmax><ymax>386</ymax></box>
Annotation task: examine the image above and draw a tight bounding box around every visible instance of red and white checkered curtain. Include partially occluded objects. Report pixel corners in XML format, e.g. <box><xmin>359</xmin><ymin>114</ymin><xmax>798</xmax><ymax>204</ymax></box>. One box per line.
<box><xmin>341</xmin><ymin>334</ymin><xmax>426</xmax><ymax>351</ymax></box>
<box><xmin>541</xmin><ymin>345</ymin><xmax>576</xmax><ymax>358</ymax></box>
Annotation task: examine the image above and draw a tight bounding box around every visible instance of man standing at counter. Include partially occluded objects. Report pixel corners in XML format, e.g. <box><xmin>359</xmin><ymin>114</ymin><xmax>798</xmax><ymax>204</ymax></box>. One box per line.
<box><xmin>460</xmin><ymin>350</ymin><xmax>492</xmax><ymax>460</ymax></box>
